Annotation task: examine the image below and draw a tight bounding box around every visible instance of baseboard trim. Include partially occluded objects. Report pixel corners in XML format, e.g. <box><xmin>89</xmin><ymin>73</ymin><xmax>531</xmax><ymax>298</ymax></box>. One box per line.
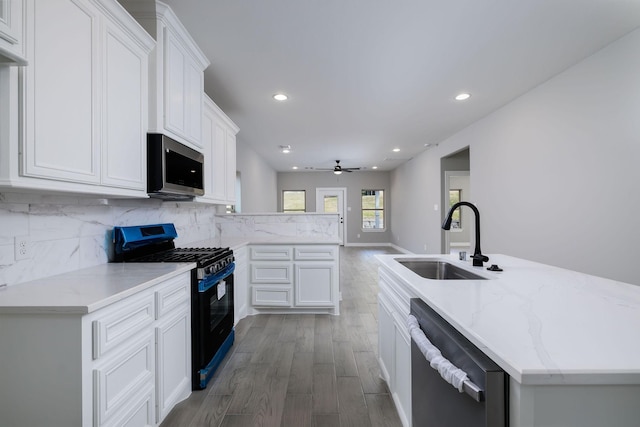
<box><xmin>343</xmin><ymin>242</ymin><xmax>414</xmax><ymax>254</ymax></box>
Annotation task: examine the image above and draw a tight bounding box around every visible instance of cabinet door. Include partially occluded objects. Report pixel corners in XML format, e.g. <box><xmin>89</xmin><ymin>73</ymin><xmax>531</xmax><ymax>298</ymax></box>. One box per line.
<box><xmin>0</xmin><ymin>0</ymin><xmax>24</xmax><ymax>62</ymax></box>
<box><xmin>225</xmin><ymin>129</ymin><xmax>236</xmax><ymax>203</ymax></box>
<box><xmin>393</xmin><ymin>315</ymin><xmax>412</xmax><ymax>427</ymax></box>
<box><xmin>294</xmin><ymin>262</ymin><xmax>335</xmax><ymax>307</ymax></box>
<box><xmin>201</xmin><ymin>99</ymin><xmax>214</xmax><ymax>199</ymax></box>
<box><xmin>210</xmin><ymin>119</ymin><xmax>227</xmax><ymax>200</ymax></box>
<box><xmin>23</xmin><ymin>0</ymin><xmax>100</xmax><ymax>183</ymax></box>
<box><xmin>377</xmin><ymin>294</ymin><xmax>395</xmax><ymax>385</ymax></box>
<box><xmin>164</xmin><ymin>29</ymin><xmax>185</xmax><ymax>138</ymax></box>
<box><xmin>185</xmin><ymin>58</ymin><xmax>202</xmax><ymax>146</ymax></box>
<box><xmin>156</xmin><ymin>305</ymin><xmax>191</xmax><ymax>423</ymax></box>
<box><xmin>233</xmin><ymin>246</ymin><xmax>248</xmax><ymax>323</ymax></box>
<box><xmin>102</xmin><ymin>19</ymin><xmax>148</xmax><ymax>190</ymax></box>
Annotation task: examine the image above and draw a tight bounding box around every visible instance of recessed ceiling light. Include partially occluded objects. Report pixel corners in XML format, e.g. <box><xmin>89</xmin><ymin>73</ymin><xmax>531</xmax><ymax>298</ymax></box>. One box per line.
<box><xmin>372</xmin><ymin>166</ymin><xmax>378</xmax><ymax>170</ymax></box>
<box><xmin>279</xmin><ymin>145</ymin><xmax>291</xmax><ymax>153</ymax></box>
<box><xmin>392</xmin><ymin>148</ymin><xmax>401</xmax><ymax>152</ymax></box>
<box><xmin>455</xmin><ymin>93</ymin><xmax>471</xmax><ymax>101</ymax></box>
<box><xmin>292</xmin><ymin>166</ymin><xmax>298</xmax><ymax>170</ymax></box>
<box><xmin>273</xmin><ymin>93</ymin><xmax>288</xmax><ymax>101</ymax></box>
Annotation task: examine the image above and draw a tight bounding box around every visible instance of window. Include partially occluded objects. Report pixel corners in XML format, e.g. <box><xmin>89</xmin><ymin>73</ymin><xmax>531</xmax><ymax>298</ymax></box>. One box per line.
<box><xmin>283</xmin><ymin>190</ymin><xmax>306</xmax><ymax>212</ymax></box>
<box><xmin>362</xmin><ymin>189</ymin><xmax>384</xmax><ymax>230</ymax></box>
<box><xmin>449</xmin><ymin>189</ymin><xmax>461</xmax><ymax>228</ymax></box>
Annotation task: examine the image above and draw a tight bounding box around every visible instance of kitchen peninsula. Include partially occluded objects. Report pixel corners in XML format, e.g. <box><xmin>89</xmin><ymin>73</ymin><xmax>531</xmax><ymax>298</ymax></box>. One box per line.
<box><xmin>376</xmin><ymin>253</ymin><xmax>640</xmax><ymax>427</ymax></box>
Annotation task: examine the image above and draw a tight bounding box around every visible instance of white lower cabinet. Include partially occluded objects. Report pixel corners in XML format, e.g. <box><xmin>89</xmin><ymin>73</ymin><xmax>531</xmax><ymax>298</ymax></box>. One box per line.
<box><xmin>155</xmin><ymin>305</ymin><xmax>190</xmax><ymax>422</ymax></box>
<box><xmin>378</xmin><ymin>268</ymin><xmax>415</xmax><ymax>427</ymax></box>
<box><xmin>249</xmin><ymin>244</ymin><xmax>339</xmax><ymax>315</ymax></box>
<box><xmin>0</xmin><ymin>271</ymin><xmax>191</xmax><ymax>427</ymax></box>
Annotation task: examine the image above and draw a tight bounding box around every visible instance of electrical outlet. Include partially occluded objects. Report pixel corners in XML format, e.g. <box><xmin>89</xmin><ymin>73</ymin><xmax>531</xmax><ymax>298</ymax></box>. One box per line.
<box><xmin>14</xmin><ymin>237</ymin><xmax>31</xmax><ymax>261</ymax></box>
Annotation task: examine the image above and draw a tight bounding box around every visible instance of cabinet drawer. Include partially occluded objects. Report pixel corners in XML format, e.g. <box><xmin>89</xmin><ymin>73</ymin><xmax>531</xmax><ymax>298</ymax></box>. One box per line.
<box><xmin>93</xmin><ymin>333</ymin><xmax>154</xmax><ymax>426</ymax></box>
<box><xmin>251</xmin><ymin>285</ymin><xmax>292</xmax><ymax>307</ymax></box>
<box><xmin>250</xmin><ymin>245</ymin><xmax>292</xmax><ymax>261</ymax></box>
<box><xmin>93</xmin><ymin>293</ymin><xmax>155</xmax><ymax>359</ymax></box>
<box><xmin>155</xmin><ymin>273</ymin><xmax>190</xmax><ymax>319</ymax></box>
<box><xmin>251</xmin><ymin>263</ymin><xmax>292</xmax><ymax>284</ymax></box>
<box><xmin>294</xmin><ymin>245</ymin><xmax>337</xmax><ymax>261</ymax></box>
<box><xmin>102</xmin><ymin>383</ymin><xmax>154</xmax><ymax>427</ymax></box>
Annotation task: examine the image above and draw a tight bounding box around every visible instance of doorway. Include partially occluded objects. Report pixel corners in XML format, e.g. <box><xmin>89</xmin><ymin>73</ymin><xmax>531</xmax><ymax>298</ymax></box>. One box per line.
<box><xmin>316</xmin><ymin>187</ymin><xmax>346</xmax><ymax>245</ymax></box>
<box><xmin>441</xmin><ymin>148</ymin><xmax>470</xmax><ymax>255</ymax></box>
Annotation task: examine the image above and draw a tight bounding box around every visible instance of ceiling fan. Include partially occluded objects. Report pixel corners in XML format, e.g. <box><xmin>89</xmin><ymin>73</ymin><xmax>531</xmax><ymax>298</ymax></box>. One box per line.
<box><xmin>316</xmin><ymin>160</ymin><xmax>361</xmax><ymax>175</ymax></box>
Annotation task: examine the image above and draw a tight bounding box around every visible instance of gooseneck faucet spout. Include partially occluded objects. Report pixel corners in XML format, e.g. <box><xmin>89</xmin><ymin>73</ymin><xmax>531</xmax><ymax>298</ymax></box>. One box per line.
<box><xmin>442</xmin><ymin>201</ymin><xmax>489</xmax><ymax>267</ymax></box>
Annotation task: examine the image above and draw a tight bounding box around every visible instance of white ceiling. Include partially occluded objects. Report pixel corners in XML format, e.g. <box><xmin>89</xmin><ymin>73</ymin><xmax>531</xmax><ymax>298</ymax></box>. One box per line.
<box><xmin>161</xmin><ymin>0</ymin><xmax>640</xmax><ymax>172</ymax></box>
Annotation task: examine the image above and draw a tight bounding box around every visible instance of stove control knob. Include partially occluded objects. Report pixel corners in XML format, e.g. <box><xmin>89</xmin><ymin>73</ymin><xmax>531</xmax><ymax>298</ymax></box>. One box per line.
<box><xmin>204</xmin><ymin>266</ymin><xmax>212</xmax><ymax>275</ymax></box>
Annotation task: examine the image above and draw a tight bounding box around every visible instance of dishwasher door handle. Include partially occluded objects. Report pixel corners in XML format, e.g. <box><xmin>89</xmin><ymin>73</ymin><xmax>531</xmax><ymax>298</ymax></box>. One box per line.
<box><xmin>408</xmin><ymin>314</ymin><xmax>484</xmax><ymax>403</ymax></box>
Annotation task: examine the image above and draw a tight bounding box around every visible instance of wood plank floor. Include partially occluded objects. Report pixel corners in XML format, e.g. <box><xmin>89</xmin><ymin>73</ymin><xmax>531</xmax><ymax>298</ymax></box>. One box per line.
<box><xmin>160</xmin><ymin>246</ymin><xmax>403</xmax><ymax>427</ymax></box>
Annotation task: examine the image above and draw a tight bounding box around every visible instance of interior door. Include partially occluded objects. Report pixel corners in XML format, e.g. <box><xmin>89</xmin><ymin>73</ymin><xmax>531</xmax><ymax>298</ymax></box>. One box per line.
<box><xmin>316</xmin><ymin>188</ymin><xmax>346</xmax><ymax>245</ymax></box>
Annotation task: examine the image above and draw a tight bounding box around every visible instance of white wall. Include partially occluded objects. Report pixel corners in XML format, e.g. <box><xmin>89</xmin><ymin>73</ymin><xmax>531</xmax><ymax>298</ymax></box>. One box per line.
<box><xmin>0</xmin><ymin>193</ymin><xmax>218</xmax><ymax>286</ymax></box>
<box><xmin>278</xmin><ymin>171</ymin><xmax>391</xmax><ymax>245</ymax></box>
<box><xmin>391</xmin><ymin>28</ymin><xmax>640</xmax><ymax>285</ymax></box>
<box><xmin>236</xmin><ymin>140</ymin><xmax>278</xmax><ymax>212</ymax></box>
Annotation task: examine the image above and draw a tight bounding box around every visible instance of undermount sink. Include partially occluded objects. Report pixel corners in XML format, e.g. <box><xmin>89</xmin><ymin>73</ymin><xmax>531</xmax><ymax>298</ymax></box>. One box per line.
<box><xmin>396</xmin><ymin>259</ymin><xmax>487</xmax><ymax>280</ymax></box>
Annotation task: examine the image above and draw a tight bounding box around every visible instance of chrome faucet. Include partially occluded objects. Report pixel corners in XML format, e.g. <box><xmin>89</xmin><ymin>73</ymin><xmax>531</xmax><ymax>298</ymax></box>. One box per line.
<box><xmin>442</xmin><ymin>201</ymin><xmax>489</xmax><ymax>267</ymax></box>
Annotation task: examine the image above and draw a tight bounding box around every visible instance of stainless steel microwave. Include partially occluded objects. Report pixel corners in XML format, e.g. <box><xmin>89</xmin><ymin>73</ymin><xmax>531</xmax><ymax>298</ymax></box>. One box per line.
<box><xmin>147</xmin><ymin>133</ymin><xmax>204</xmax><ymax>200</ymax></box>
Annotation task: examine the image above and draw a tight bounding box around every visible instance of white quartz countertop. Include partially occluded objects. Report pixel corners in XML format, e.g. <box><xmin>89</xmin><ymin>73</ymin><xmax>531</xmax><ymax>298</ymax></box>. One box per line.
<box><xmin>0</xmin><ymin>263</ymin><xmax>195</xmax><ymax>314</ymax></box>
<box><xmin>376</xmin><ymin>253</ymin><xmax>640</xmax><ymax>386</ymax></box>
<box><xmin>187</xmin><ymin>236</ymin><xmax>342</xmax><ymax>251</ymax></box>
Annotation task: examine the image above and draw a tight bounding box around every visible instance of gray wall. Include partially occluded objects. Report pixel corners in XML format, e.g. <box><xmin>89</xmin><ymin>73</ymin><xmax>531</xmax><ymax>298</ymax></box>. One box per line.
<box><xmin>277</xmin><ymin>171</ymin><xmax>391</xmax><ymax>245</ymax></box>
<box><xmin>236</xmin><ymin>140</ymin><xmax>278</xmax><ymax>212</ymax></box>
<box><xmin>391</xmin><ymin>28</ymin><xmax>640</xmax><ymax>285</ymax></box>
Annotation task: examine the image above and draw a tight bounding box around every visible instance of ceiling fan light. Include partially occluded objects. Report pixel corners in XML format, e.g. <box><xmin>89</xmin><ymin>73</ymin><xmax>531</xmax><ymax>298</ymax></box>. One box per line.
<box><xmin>334</xmin><ymin>170</ymin><xmax>342</xmax><ymax>175</ymax></box>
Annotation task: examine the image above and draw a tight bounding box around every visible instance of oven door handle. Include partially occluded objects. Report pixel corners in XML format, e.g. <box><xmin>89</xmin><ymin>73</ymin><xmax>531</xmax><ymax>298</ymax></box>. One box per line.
<box><xmin>198</xmin><ymin>263</ymin><xmax>235</xmax><ymax>293</ymax></box>
<box><xmin>407</xmin><ymin>314</ymin><xmax>484</xmax><ymax>402</ymax></box>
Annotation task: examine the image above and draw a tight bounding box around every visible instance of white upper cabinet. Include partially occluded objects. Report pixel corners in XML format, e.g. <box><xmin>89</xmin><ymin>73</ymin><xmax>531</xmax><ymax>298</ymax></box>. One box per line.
<box><xmin>22</xmin><ymin>0</ymin><xmax>101</xmax><ymax>184</ymax></box>
<box><xmin>198</xmin><ymin>94</ymin><xmax>239</xmax><ymax>205</ymax></box>
<box><xmin>0</xmin><ymin>0</ymin><xmax>26</xmax><ymax>64</ymax></box>
<box><xmin>0</xmin><ymin>0</ymin><xmax>155</xmax><ymax>197</ymax></box>
<box><xmin>126</xmin><ymin>1</ymin><xmax>209</xmax><ymax>151</ymax></box>
<box><xmin>102</xmin><ymin>13</ymin><xmax>151</xmax><ymax>190</ymax></box>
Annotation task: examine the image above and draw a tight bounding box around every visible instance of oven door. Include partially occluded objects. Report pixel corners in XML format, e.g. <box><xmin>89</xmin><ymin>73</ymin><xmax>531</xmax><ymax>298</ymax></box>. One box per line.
<box><xmin>193</xmin><ymin>264</ymin><xmax>235</xmax><ymax>389</ymax></box>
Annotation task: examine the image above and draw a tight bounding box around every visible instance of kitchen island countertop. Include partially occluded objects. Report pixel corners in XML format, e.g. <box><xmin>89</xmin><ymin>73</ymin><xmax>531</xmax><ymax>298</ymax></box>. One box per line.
<box><xmin>376</xmin><ymin>253</ymin><xmax>640</xmax><ymax>386</ymax></box>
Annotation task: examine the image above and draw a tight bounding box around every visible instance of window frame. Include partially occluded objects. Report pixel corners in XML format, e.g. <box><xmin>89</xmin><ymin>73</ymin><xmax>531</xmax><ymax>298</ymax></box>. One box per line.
<box><xmin>282</xmin><ymin>190</ymin><xmax>306</xmax><ymax>213</ymax></box>
<box><xmin>361</xmin><ymin>189</ymin><xmax>385</xmax><ymax>231</ymax></box>
<box><xmin>449</xmin><ymin>189</ymin><xmax>462</xmax><ymax>229</ymax></box>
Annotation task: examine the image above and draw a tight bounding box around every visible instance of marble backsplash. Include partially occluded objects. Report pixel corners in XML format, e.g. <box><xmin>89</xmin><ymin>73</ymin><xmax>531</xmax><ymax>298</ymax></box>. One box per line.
<box><xmin>0</xmin><ymin>193</ymin><xmax>219</xmax><ymax>287</ymax></box>
<box><xmin>216</xmin><ymin>213</ymin><xmax>340</xmax><ymax>239</ymax></box>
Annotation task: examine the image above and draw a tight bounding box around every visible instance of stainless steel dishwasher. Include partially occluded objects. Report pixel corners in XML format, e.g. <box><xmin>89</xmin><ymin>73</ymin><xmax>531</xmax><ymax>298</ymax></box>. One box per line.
<box><xmin>409</xmin><ymin>298</ymin><xmax>508</xmax><ymax>427</ymax></box>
